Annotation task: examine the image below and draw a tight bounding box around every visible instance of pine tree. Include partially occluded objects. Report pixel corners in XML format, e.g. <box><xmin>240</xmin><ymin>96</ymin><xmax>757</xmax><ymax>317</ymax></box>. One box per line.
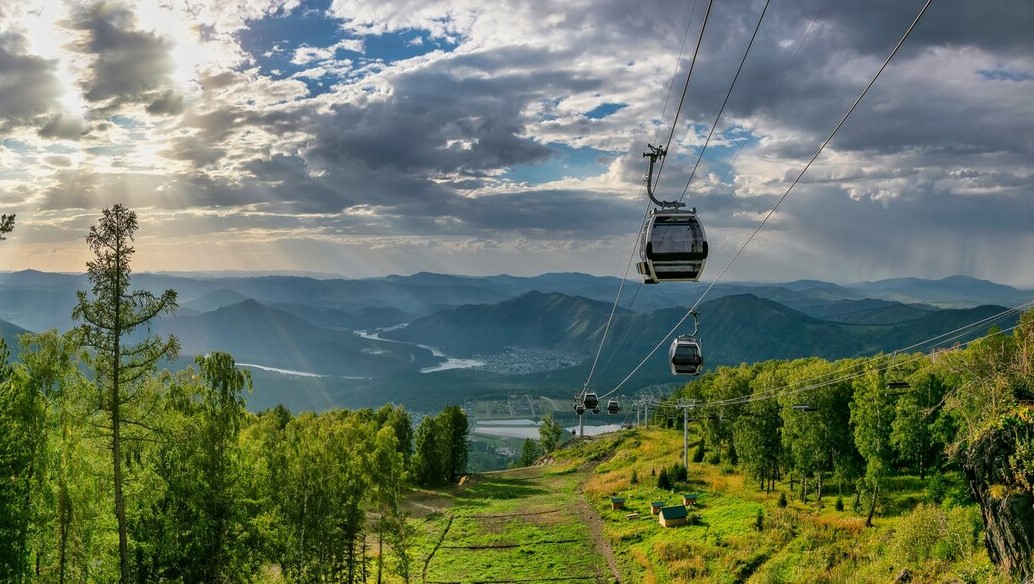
<box><xmin>72</xmin><ymin>204</ymin><xmax>179</xmax><ymax>583</ymax></box>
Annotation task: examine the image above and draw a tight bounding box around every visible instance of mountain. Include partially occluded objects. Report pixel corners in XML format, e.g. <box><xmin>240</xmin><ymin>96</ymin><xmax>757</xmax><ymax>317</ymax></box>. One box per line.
<box><xmin>156</xmin><ymin>299</ymin><xmax>440</xmax><ymax>377</ymax></box>
<box><xmin>182</xmin><ymin>288</ymin><xmax>251</xmax><ymax>312</ymax></box>
<box><xmin>381</xmin><ymin>291</ymin><xmax>626</xmax><ymax>356</ymax></box>
<box><xmin>850</xmin><ymin>275</ymin><xmax>1034</xmax><ymax>308</ymax></box>
<box><xmin>0</xmin><ymin>318</ymin><xmax>31</xmax><ymax>352</ymax></box>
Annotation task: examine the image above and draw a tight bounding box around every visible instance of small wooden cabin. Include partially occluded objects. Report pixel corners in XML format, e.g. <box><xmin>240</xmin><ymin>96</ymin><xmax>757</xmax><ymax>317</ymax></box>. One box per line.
<box><xmin>658</xmin><ymin>505</ymin><xmax>689</xmax><ymax>527</ymax></box>
<box><xmin>650</xmin><ymin>501</ymin><xmax>665</xmax><ymax>515</ymax></box>
<box><xmin>611</xmin><ymin>496</ymin><xmax>626</xmax><ymax>510</ymax></box>
<box><xmin>682</xmin><ymin>493</ymin><xmax>700</xmax><ymax>506</ymax></box>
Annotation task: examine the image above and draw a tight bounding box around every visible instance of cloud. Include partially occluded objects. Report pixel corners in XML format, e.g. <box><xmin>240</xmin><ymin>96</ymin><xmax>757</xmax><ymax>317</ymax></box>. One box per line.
<box><xmin>0</xmin><ymin>0</ymin><xmax>1031</xmax><ymax>286</ymax></box>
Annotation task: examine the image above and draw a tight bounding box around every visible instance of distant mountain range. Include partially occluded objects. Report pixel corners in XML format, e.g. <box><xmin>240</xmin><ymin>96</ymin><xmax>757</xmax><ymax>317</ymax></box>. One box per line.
<box><xmin>0</xmin><ymin>270</ymin><xmax>1030</xmax><ymax>411</ymax></box>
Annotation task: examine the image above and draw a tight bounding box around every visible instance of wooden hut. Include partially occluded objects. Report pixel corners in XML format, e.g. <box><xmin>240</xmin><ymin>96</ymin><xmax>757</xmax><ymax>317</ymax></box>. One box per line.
<box><xmin>650</xmin><ymin>501</ymin><xmax>665</xmax><ymax>515</ymax></box>
<box><xmin>682</xmin><ymin>492</ymin><xmax>700</xmax><ymax>506</ymax></box>
<box><xmin>611</xmin><ymin>496</ymin><xmax>626</xmax><ymax>510</ymax></box>
<box><xmin>658</xmin><ymin>505</ymin><xmax>689</xmax><ymax>527</ymax></box>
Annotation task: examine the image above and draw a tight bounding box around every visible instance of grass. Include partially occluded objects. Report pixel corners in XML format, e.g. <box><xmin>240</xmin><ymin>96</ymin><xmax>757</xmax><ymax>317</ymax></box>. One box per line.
<box><xmin>407</xmin><ymin>463</ymin><xmax>612</xmax><ymax>583</ymax></box>
<box><xmin>402</xmin><ymin>426</ymin><xmax>1011</xmax><ymax>584</ymax></box>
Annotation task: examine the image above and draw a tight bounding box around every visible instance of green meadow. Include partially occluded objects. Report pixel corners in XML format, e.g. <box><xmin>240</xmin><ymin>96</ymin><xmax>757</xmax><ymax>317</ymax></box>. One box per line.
<box><xmin>407</xmin><ymin>426</ymin><xmax>1010</xmax><ymax>584</ymax></box>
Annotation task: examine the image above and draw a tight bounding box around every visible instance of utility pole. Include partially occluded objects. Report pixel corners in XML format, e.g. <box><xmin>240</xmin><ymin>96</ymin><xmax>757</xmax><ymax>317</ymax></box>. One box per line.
<box><xmin>674</xmin><ymin>399</ymin><xmax>698</xmax><ymax>468</ymax></box>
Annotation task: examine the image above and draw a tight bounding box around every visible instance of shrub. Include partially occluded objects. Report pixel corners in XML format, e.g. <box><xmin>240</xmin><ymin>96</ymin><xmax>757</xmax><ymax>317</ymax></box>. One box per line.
<box><xmin>706</xmin><ymin>451</ymin><xmax>721</xmax><ymax>465</ymax></box>
<box><xmin>755</xmin><ymin>508</ymin><xmax>764</xmax><ymax>532</ymax></box>
<box><xmin>891</xmin><ymin>503</ymin><xmax>981</xmax><ymax>563</ymax></box>
<box><xmin>630</xmin><ymin>468</ymin><xmax>639</xmax><ymax>485</ymax></box>
<box><xmin>927</xmin><ymin>471</ymin><xmax>948</xmax><ymax>504</ymax></box>
<box><xmin>835</xmin><ymin>496</ymin><xmax>844</xmax><ymax>512</ymax></box>
<box><xmin>670</xmin><ymin>463</ymin><xmax>688</xmax><ymax>483</ymax></box>
<box><xmin>777</xmin><ymin>492</ymin><xmax>788</xmax><ymax>508</ymax></box>
<box><xmin>693</xmin><ymin>440</ymin><xmax>706</xmax><ymax>463</ymax></box>
<box><xmin>721</xmin><ymin>464</ymin><xmax>736</xmax><ymax>475</ymax></box>
<box><xmin>657</xmin><ymin>467</ymin><xmax>672</xmax><ymax>490</ymax></box>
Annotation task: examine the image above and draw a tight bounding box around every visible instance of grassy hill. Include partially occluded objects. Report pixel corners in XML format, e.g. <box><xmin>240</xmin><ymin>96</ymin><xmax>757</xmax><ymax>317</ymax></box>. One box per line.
<box><xmin>406</xmin><ymin>427</ymin><xmax>1010</xmax><ymax>584</ymax></box>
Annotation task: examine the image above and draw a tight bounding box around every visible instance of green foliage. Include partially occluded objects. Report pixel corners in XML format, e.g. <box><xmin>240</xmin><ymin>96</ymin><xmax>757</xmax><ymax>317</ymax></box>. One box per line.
<box><xmin>755</xmin><ymin>508</ymin><xmax>764</xmax><ymax>532</ymax></box>
<box><xmin>519</xmin><ymin>438</ymin><xmax>542</xmax><ymax>466</ymax></box>
<box><xmin>657</xmin><ymin>467</ymin><xmax>672</xmax><ymax>490</ymax></box>
<box><xmin>538</xmin><ymin>413</ymin><xmax>564</xmax><ymax>453</ymax></box>
<box><xmin>413</xmin><ymin>405</ymin><xmax>470</xmax><ymax>487</ymax></box>
<box><xmin>891</xmin><ymin>503</ymin><xmax>981</xmax><ymax>563</ymax></box>
<box><xmin>630</xmin><ymin>468</ymin><xmax>639</xmax><ymax>485</ymax></box>
<box><xmin>0</xmin><ymin>342</ymin><xmax>37</xmax><ymax>581</ymax></box>
<box><xmin>693</xmin><ymin>438</ymin><xmax>706</xmax><ymax>463</ymax></box>
<box><xmin>835</xmin><ymin>496</ymin><xmax>844</xmax><ymax>512</ymax></box>
<box><xmin>777</xmin><ymin>492</ymin><xmax>787</xmax><ymax>508</ymax></box>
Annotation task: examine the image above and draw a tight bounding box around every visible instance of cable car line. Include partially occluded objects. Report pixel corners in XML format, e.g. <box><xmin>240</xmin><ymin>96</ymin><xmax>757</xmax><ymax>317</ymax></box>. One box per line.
<box><xmin>653</xmin><ymin>0</ymin><xmax>715</xmax><ymax>195</ymax></box>
<box><xmin>600</xmin><ymin>0</ymin><xmax>936</xmax><ymax>399</ymax></box>
<box><xmin>678</xmin><ymin>0</ymin><xmax>773</xmax><ymax>202</ymax></box>
<box><xmin>578</xmin><ymin>0</ymin><xmax>712</xmax><ymax>396</ymax></box>
<box><xmin>719</xmin><ymin>0</ymin><xmax>829</xmax><ymax>187</ymax></box>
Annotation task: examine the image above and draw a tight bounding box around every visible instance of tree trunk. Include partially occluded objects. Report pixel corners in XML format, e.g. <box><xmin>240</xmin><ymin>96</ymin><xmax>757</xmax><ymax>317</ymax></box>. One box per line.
<box><xmin>112</xmin><ymin>371</ymin><xmax>129</xmax><ymax>584</ymax></box>
<box><xmin>865</xmin><ymin>482</ymin><xmax>879</xmax><ymax>528</ymax></box>
<box><xmin>816</xmin><ymin>471</ymin><xmax>823</xmax><ymax>507</ymax></box>
<box><xmin>964</xmin><ymin>423</ymin><xmax>1034</xmax><ymax>584</ymax></box>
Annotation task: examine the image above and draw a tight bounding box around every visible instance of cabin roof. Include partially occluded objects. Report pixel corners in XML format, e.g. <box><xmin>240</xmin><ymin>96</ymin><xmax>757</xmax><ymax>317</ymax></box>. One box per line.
<box><xmin>659</xmin><ymin>505</ymin><xmax>688</xmax><ymax>519</ymax></box>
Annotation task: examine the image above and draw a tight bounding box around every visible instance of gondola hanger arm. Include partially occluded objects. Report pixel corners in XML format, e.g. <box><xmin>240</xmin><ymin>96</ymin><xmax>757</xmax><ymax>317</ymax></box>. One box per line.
<box><xmin>644</xmin><ymin>144</ymin><xmax>686</xmax><ymax>209</ymax></box>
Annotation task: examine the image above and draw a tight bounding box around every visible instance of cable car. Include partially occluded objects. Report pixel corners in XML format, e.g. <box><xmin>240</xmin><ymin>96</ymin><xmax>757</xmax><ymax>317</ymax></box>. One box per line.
<box><xmin>669</xmin><ymin>336</ymin><xmax>703</xmax><ymax>375</ymax></box>
<box><xmin>607</xmin><ymin>399</ymin><xmax>620</xmax><ymax>415</ymax></box>
<box><xmin>637</xmin><ymin>210</ymin><xmax>708</xmax><ymax>284</ymax></box>
<box><xmin>887</xmin><ymin>380</ymin><xmax>910</xmax><ymax>390</ymax></box>
<box><xmin>792</xmin><ymin>404</ymin><xmax>817</xmax><ymax>412</ymax></box>
<box><xmin>575</xmin><ymin>404</ymin><xmax>585</xmax><ymax>416</ymax></box>
<box><xmin>583</xmin><ymin>391</ymin><xmax>600</xmax><ymax>410</ymax></box>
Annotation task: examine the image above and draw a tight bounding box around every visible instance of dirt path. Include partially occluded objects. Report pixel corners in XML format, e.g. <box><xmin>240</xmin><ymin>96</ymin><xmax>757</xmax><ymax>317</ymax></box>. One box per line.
<box><xmin>575</xmin><ymin>497</ymin><xmax>621</xmax><ymax>583</ymax></box>
<box><xmin>575</xmin><ymin>458</ymin><xmax>622</xmax><ymax>584</ymax></box>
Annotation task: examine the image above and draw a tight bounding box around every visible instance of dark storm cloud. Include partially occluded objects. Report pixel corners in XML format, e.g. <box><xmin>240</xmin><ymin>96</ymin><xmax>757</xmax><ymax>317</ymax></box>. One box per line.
<box><xmin>0</xmin><ymin>33</ymin><xmax>63</xmax><ymax>132</ymax></box>
<box><xmin>304</xmin><ymin>46</ymin><xmax>598</xmax><ymax>176</ymax></box>
<box><xmin>70</xmin><ymin>2</ymin><xmax>178</xmax><ymax>112</ymax></box>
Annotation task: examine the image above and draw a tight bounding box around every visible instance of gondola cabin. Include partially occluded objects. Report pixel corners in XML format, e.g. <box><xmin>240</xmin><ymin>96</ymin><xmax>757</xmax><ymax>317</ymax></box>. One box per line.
<box><xmin>607</xmin><ymin>399</ymin><xmax>620</xmax><ymax>415</ymax></box>
<box><xmin>669</xmin><ymin>336</ymin><xmax>703</xmax><ymax>375</ymax></box>
<box><xmin>583</xmin><ymin>392</ymin><xmax>600</xmax><ymax>410</ymax></box>
<box><xmin>637</xmin><ymin>210</ymin><xmax>708</xmax><ymax>284</ymax></box>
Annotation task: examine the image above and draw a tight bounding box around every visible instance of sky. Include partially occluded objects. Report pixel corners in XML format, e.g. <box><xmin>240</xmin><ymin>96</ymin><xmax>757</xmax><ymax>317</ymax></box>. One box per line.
<box><xmin>0</xmin><ymin>0</ymin><xmax>1032</xmax><ymax>285</ymax></box>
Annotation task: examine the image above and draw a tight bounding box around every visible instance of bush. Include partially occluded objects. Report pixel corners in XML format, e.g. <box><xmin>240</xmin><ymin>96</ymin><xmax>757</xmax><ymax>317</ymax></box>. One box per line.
<box><xmin>835</xmin><ymin>496</ymin><xmax>844</xmax><ymax>512</ymax></box>
<box><xmin>927</xmin><ymin>471</ymin><xmax>948</xmax><ymax>504</ymax></box>
<box><xmin>777</xmin><ymin>492</ymin><xmax>788</xmax><ymax>508</ymax></box>
<box><xmin>630</xmin><ymin>468</ymin><xmax>639</xmax><ymax>485</ymax></box>
<box><xmin>754</xmin><ymin>508</ymin><xmax>764</xmax><ymax>531</ymax></box>
<box><xmin>657</xmin><ymin>467</ymin><xmax>672</xmax><ymax>490</ymax></box>
<box><xmin>891</xmin><ymin>503</ymin><xmax>982</xmax><ymax>562</ymax></box>
<box><xmin>693</xmin><ymin>440</ymin><xmax>705</xmax><ymax>463</ymax></box>
<box><xmin>670</xmin><ymin>463</ymin><xmax>688</xmax><ymax>483</ymax></box>
<box><xmin>706</xmin><ymin>451</ymin><xmax>721</xmax><ymax>465</ymax></box>
<box><xmin>721</xmin><ymin>464</ymin><xmax>736</xmax><ymax>475</ymax></box>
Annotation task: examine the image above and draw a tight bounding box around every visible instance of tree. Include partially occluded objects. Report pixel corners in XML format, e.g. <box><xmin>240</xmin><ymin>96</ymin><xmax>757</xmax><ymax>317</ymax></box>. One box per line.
<box><xmin>851</xmin><ymin>360</ymin><xmax>895</xmax><ymax>527</ymax></box>
<box><xmin>0</xmin><ymin>213</ymin><xmax>14</xmax><ymax>241</ymax></box>
<box><xmin>440</xmin><ymin>405</ymin><xmax>469</xmax><ymax>483</ymax></box>
<box><xmin>72</xmin><ymin>204</ymin><xmax>179</xmax><ymax>584</ymax></box>
<box><xmin>0</xmin><ymin>341</ymin><xmax>38</xmax><ymax>581</ymax></box>
<box><xmin>539</xmin><ymin>413</ymin><xmax>564</xmax><ymax>453</ymax></box>
<box><xmin>412</xmin><ymin>416</ymin><xmax>445</xmax><ymax>487</ymax></box>
<box><xmin>152</xmin><ymin>353</ymin><xmax>251</xmax><ymax>583</ymax></box>
<box><xmin>519</xmin><ymin>438</ymin><xmax>542</xmax><ymax>467</ymax></box>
